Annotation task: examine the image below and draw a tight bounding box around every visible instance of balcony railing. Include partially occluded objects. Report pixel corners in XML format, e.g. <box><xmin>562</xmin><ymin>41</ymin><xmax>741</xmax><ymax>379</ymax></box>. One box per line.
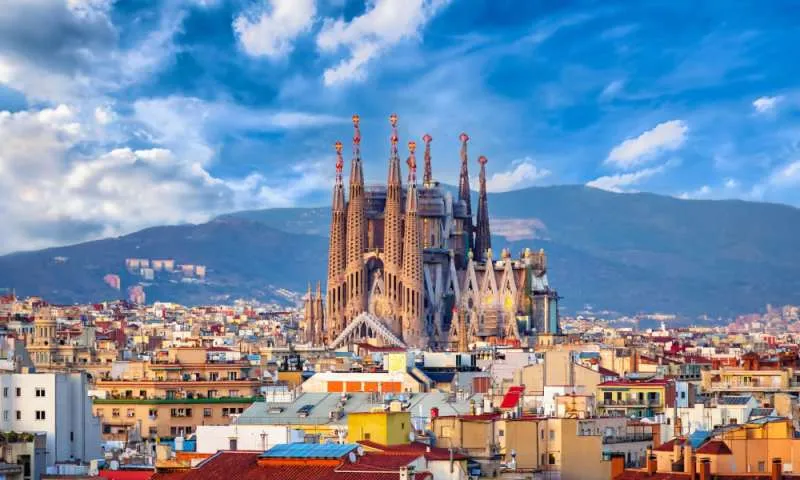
<box><xmin>603</xmin><ymin>434</ymin><xmax>654</xmax><ymax>444</ymax></box>
<box><xmin>707</xmin><ymin>382</ymin><xmax>797</xmax><ymax>392</ymax></box>
<box><xmin>599</xmin><ymin>399</ymin><xmax>661</xmax><ymax>407</ymax></box>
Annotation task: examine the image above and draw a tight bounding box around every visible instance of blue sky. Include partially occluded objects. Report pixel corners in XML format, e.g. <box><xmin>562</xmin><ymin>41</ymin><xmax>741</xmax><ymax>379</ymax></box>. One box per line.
<box><xmin>0</xmin><ymin>0</ymin><xmax>799</xmax><ymax>253</ymax></box>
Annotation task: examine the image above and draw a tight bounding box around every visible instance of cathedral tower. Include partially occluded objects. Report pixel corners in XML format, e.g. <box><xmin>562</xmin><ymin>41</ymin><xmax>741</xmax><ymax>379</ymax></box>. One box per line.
<box><xmin>382</xmin><ymin>114</ymin><xmax>403</xmax><ymax>332</ymax></box>
<box><xmin>326</xmin><ymin>140</ymin><xmax>347</xmax><ymax>340</ymax></box>
<box><xmin>345</xmin><ymin>115</ymin><xmax>368</xmax><ymax>324</ymax></box>
<box><xmin>458</xmin><ymin>133</ymin><xmax>474</xmax><ymax>250</ymax></box>
<box><xmin>474</xmin><ymin>155</ymin><xmax>492</xmax><ymax>262</ymax></box>
<box><xmin>422</xmin><ymin>133</ymin><xmax>433</xmax><ymax>187</ymax></box>
<box><xmin>401</xmin><ymin>141</ymin><xmax>427</xmax><ymax>347</ymax></box>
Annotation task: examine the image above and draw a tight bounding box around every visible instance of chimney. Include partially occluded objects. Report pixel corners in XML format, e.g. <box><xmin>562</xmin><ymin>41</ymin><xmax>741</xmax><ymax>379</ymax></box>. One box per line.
<box><xmin>673</xmin><ymin>441</ymin><xmax>681</xmax><ymax>464</ymax></box>
<box><xmin>399</xmin><ymin>466</ymin><xmax>415</xmax><ymax>480</ymax></box>
<box><xmin>674</xmin><ymin>417</ymin><xmax>683</xmax><ymax>438</ymax></box>
<box><xmin>646</xmin><ymin>454</ymin><xmax>657</xmax><ymax>475</ymax></box>
<box><xmin>683</xmin><ymin>444</ymin><xmax>693</xmax><ymax>473</ymax></box>
<box><xmin>772</xmin><ymin>457</ymin><xmax>783</xmax><ymax>480</ymax></box>
<box><xmin>699</xmin><ymin>458</ymin><xmax>710</xmax><ymax>480</ymax></box>
<box><xmin>609</xmin><ymin>453</ymin><xmax>625</xmax><ymax>479</ymax></box>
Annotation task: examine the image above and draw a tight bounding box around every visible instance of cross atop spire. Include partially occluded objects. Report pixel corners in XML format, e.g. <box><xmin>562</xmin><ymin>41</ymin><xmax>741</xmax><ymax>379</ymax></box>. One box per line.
<box><xmin>349</xmin><ymin>114</ymin><xmax>363</xmax><ymax>187</ymax></box>
<box><xmin>422</xmin><ymin>133</ymin><xmax>433</xmax><ymax>186</ymax></box>
<box><xmin>334</xmin><ymin>141</ymin><xmax>343</xmax><ymax>176</ymax></box>
<box><xmin>407</xmin><ymin>141</ymin><xmax>417</xmax><ymax>183</ymax></box>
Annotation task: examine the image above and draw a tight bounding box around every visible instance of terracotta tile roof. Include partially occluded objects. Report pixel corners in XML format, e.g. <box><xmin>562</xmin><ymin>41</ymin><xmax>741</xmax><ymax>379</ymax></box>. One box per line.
<box><xmin>694</xmin><ymin>440</ymin><xmax>732</xmax><ymax>455</ymax></box>
<box><xmin>98</xmin><ymin>469</ymin><xmax>155</xmax><ymax>480</ymax></box>
<box><xmin>151</xmin><ymin>450</ymin><xmax>434</xmax><ymax>480</ymax></box>
<box><xmin>357</xmin><ymin>441</ymin><xmax>469</xmax><ymax>461</ymax></box>
<box><xmin>653</xmin><ymin>438</ymin><xmax>686</xmax><ymax>452</ymax></box>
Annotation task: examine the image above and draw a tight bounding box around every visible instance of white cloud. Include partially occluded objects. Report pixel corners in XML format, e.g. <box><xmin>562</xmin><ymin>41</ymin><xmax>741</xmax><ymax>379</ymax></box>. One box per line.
<box><xmin>233</xmin><ymin>0</ymin><xmax>316</xmax><ymax>59</ymax></box>
<box><xmin>0</xmin><ymin>100</ymin><xmax>341</xmax><ymax>254</ymax></box>
<box><xmin>724</xmin><ymin>178</ymin><xmax>739</xmax><ymax>189</ymax></box>
<box><xmin>94</xmin><ymin>105</ymin><xmax>115</xmax><ymax>125</ymax></box>
<box><xmin>600</xmin><ymin>79</ymin><xmax>625</xmax><ymax>100</ymax></box>
<box><xmin>492</xmin><ymin>218</ymin><xmax>548</xmax><ymax>241</ymax></box>
<box><xmin>753</xmin><ymin>96</ymin><xmax>783</xmax><ymax>114</ymax></box>
<box><xmin>316</xmin><ymin>0</ymin><xmax>451</xmax><ymax>86</ymax></box>
<box><xmin>586</xmin><ymin>163</ymin><xmax>668</xmax><ymax>193</ymax></box>
<box><xmin>0</xmin><ymin>0</ymin><xmax>187</xmax><ymax>103</ymax></box>
<box><xmin>606</xmin><ymin>120</ymin><xmax>689</xmax><ymax>169</ymax></box>
<box><xmin>480</xmin><ymin>158</ymin><xmax>551</xmax><ymax>193</ymax></box>
<box><xmin>769</xmin><ymin>160</ymin><xmax>800</xmax><ymax>186</ymax></box>
<box><xmin>677</xmin><ymin>185</ymin><xmax>711</xmax><ymax>200</ymax></box>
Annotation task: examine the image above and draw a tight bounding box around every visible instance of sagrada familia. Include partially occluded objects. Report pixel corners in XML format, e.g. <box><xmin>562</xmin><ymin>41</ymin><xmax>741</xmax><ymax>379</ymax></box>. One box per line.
<box><xmin>303</xmin><ymin>114</ymin><xmax>561</xmax><ymax>350</ymax></box>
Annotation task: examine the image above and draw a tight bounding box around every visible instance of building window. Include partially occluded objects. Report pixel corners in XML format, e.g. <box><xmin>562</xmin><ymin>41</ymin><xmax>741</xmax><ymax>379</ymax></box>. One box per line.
<box><xmin>35</xmin><ymin>410</ymin><xmax>46</xmax><ymax>420</ymax></box>
<box><xmin>364</xmin><ymin>433</ymin><xmax>371</xmax><ymax>440</ymax></box>
<box><xmin>170</xmin><ymin>408</ymin><xmax>192</xmax><ymax>418</ymax></box>
<box><xmin>16</xmin><ymin>411</ymin><xmax>21</xmax><ymax>420</ymax></box>
<box><xmin>228</xmin><ymin>372</ymin><xmax>238</xmax><ymax>380</ymax></box>
<box><xmin>35</xmin><ymin>387</ymin><xmax>46</xmax><ymax>397</ymax></box>
<box><xmin>2</xmin><ymin>387</ymin><xmax>7</xmax><ymax>397</ymax></box>
<box><xmin>549</xmin><ymin>430</ymin><xmax>555</xmax><ymax>441</ymax></box>
<box><xmin>70</xmin><ymin>432</ymin><xmax>74</xmax><ymax>442</ymax></box>
<box><xmin>229</xmin><ymin>438</ymin><xmax>237</xmax><ymax>451</ymax></box>
<box><xmin>112</xmin><ymin>408</ymin><xmax>120</xmax><ymax>417</ymax></box>
<box><xmin>548</xmin><ymin>453</ymin><xmax>556</xmax><ymax>465</ymax></box>
<box><xmin>2</xmin><ymin>410</ymin><xmax>7</xmax><ymax>421</ymax></box>
<box><xmin>758</xmin><ymin>461</ymin><xmax>766</xmax><ymax>473</ymax></box>
<box><xmin>203</xmin><ymin>408</ymin><xmax>212</xmax><ymax>417</ymax></box>
<box><xmin>222</xmin><ymin>408</ymin><xmax>229</xmax><ymax>417</ymax></box>
<box><xmin>149</xmin><ymin>427</ymin><xmax>158</xmax><ymax>436</ymax></box>
<box><xmin>16</xmin><ymin>387</ymin><xmax>21</xmax><ymax>397</ymax></box>
<box><xmin>228</xmin><ymin>390</ymin><xmax>239</xmax><ymax>397</ymax></box>
<box><xmin>126</xmin><ymin>409</ymin><xmax>135</xmax><ymax>418</ymax></box>
<box><xmin>498</xmin><ymin>429</ymin><xmax>504</xmax><ymax>437</ymax></box>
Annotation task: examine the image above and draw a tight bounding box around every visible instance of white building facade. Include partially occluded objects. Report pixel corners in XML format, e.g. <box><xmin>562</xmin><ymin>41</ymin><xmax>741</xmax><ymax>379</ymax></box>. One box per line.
<box><xmin>0</xmin><ymin>372</ymin><xmax>102</xmax><ymax>466</ymax></box>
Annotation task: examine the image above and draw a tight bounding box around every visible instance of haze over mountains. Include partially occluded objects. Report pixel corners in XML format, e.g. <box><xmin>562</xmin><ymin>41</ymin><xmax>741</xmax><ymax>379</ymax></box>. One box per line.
<box><xmin>2</xmin><ymin>185</ymin><xmax>799</xmax><ymax>317</ymax></box>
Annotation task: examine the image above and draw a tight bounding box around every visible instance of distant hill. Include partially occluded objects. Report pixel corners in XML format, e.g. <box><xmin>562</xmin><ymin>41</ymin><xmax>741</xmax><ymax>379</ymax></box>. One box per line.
<box><xmin>2</xmin><ymin>185</ymin><xmax>799</xmax><ymax>316</ymax></box>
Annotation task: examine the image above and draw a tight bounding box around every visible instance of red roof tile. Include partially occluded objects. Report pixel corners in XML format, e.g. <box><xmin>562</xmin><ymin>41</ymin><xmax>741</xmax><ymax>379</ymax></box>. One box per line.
<box><xmin>694</xmin><ymin>440</ymin><xmax>732</xmax><ymax>455</ymax></box>
<box><xmin>153</xmin><ymin>450</ymin><xmax>434</xmax><ymax>480</ymax></box>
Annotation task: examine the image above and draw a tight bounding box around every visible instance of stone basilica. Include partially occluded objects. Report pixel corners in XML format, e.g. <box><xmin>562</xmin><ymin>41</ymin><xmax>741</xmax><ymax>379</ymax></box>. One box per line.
<box><xmin>303</xmin><ymin>114</ymin><xmax>561</xmax><ymax>350</ymax></box>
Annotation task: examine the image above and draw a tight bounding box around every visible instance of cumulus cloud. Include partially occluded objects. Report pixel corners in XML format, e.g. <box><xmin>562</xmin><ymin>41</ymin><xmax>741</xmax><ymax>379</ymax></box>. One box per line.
<box><xmin>586</xmin><ymin>163</ymin><xmax>670</xmax><ymax>193</ymax></box>
<box><xmin>753</xmin><ymin>96</ymin><xmax>783</xmax><ymax>114</ymax></box>
<box><xmin>0</xmin><ymin>0</ymin><xmax>187</xmax><ymax>104</ymax></box>
<box><xmin>233</xmin><ymin>0</ymin><xmax>316</xmax><ymax>59</ymax></box>
<box><xmin>0</xmin><ymin>100</ymin><xmax>342</xmax><ymax>254</ymax></box>
<box><xmin>605</xmin><ymin>120</ymin><xmax>689</xmax><ymax>169</ymax></box>
<box><xmin>769</xmin><ymin>160</ymin><xmax>800</xmax><ymax>186</ymax></box>
<box><xmin>492</xmin><ymin>218</ymin><xmax>548</xmax><ymax>241</ymax></box>
<box><xmin>317</xmin><ymin>0</ymin><xmax>451</xmax><ymax>86</ymax></box>
<box><xmin>479</xmin><ymin>157</ymin><xmax>550</xmax><ymax>193</ymax></box>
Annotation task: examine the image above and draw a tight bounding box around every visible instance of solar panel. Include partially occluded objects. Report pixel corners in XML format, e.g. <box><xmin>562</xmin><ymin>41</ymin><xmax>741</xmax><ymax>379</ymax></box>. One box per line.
<box><xmin>261</xmin><ymin>443</ymin><xmax>359</xmax><ymax>459</ymax></box>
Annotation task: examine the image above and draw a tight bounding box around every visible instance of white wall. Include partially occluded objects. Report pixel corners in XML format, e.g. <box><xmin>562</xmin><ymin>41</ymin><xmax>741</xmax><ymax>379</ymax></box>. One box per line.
<box><xmin>0</xmin><ymin>372</ymin><xmax>101</xmax><ymax>466</ymax></box>
<box><xmin>195</xmin><ymin>425</ymin><xmax>302</xmax><ymax>453</ymax></box>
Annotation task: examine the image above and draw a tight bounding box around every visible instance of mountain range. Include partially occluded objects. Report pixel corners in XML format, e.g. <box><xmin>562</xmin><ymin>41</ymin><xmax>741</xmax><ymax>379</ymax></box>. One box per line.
<box><xmin>2</xmin><ymin>185</ymin><xmax>799</xmax><ymax>317</ymax></box>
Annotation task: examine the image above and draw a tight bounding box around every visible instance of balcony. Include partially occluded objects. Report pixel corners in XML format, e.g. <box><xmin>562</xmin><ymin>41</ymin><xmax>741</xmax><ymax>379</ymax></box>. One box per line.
<box><xmin>603</xmin><ymin>434</ymin><xmax>654</xmax><ymax>445</ymax></box>
<box><xmin>599</xmin><ymin>399</ymin><xmax>661</xmax><ymax>407</ymax></box>
<box><xmin>707</xmin><ymin>382</ymin><xmax>797</xmax><ymax>392</ymax></box>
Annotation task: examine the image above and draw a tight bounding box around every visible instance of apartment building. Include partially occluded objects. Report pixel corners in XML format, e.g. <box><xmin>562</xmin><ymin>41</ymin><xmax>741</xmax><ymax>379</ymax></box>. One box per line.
<box><xmin>0</xmin><ymin>372</ymin><xmax>101</xmax><ymax>467</ymax></box>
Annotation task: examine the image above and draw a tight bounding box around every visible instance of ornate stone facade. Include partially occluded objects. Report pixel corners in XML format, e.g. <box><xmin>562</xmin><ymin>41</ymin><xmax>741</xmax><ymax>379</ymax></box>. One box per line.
<box><xmin>303</xmin><ymin>114</ymin><xmax>561</xmax><ymax>350</ymax></box>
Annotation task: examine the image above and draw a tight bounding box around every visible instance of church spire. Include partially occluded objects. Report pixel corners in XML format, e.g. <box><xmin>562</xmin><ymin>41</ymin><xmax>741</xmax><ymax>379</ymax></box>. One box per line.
<box><xmin>474</xmin><ymin>155</ymin><xmax>492</xmax><ymax>263</ymax></box>
<box><xmin>401</xmin><ymin>141</ymin><xmax>426</xmax><ymax>347</ymax></box>
<box><xmin>422</xmin><ymin>133</ymin><xmax>433</xmax><ymax>187</ymax></box>
<box><xmin>344</xmin><ymin>114</ymin><xmax>367</xmax><ymax>324</ymax></box>
<box><xmin>458</xmin><ymin>133</ymin><xmax>473</xmax><ymax>250</ymax></box>
<box><xmin>383</xmin><ymin>114</ymin><xmax>404</xmax><ymax>332</ymax></box>
<box><xmin>325</xmin><ymin>140</ymin><xmax>347</xmax><ymax>342</ymax></box>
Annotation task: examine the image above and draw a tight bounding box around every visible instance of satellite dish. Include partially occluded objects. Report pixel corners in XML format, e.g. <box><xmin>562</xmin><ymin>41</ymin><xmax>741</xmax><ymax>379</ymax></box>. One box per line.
<box><xmin>409</xmin><ymin>431</ymin><xmax>416</xmax><ymax>442</ymax></box>
<box><xmin>348</xmin><ymin>452</ymin><xmax>357</xmax><ymax>463</ymax></box>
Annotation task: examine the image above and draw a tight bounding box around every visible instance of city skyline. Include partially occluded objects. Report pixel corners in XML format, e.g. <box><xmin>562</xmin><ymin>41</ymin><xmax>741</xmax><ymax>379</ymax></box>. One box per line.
<box><xmin>1</xmin><ymin>0</ymin><xmax>799</xmax><ymax>255</ymax></box>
